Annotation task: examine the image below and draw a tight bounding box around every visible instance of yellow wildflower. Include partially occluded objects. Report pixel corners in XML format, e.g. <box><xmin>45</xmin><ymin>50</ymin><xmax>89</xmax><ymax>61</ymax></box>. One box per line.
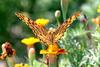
<box><xmin>35</xmin><ymin>18</ymin><xmax>49</xmax><ymax>26</ymax></box>
<box><xmin>14</xmin><ymin>63</ymin><xmax>23</xmax><ymax>67</ymax></box>
<box><xmin>14</xmin><ymin>63</ymin><xmax>28</xmax><ymax>67</ymax></box>
<box><xmin>97</xmin><ymin>4</ymin><xmax>100</xmax><ymax>13</ymax></box>
<box><xmin>40</xmin><ymin>44</ymin><xmax>66</xmax><ymax>55</ymax></box>
<box><xmin>21</xmin><ymin>37</ymin><xmax>40</xmax><ymax>46</ymax></box>
<box><xmin>23</xmin><ymin>64</ymin><xmax>28</xmax><ymax>67</ymax></box>
<box><xmin>97</xmin><ymin>9</ymin><xmax>100</xmax><ymax>13</ymax></box>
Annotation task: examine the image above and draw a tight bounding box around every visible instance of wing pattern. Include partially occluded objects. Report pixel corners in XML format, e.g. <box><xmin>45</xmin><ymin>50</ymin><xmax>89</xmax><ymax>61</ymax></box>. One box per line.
<box><xmin>15</xmin><ymin>12</ymin><xmax>51</xmax><ymax>45</ymax></box>
<box><xmin>53</xmin><ymin>12</ymin><xmax>80</xmax><ymax>42</ymax></box>
<box><xmin>15</xmin><ymin>12</ymin><xmax>80</xmax><ymax>45</ymax></box>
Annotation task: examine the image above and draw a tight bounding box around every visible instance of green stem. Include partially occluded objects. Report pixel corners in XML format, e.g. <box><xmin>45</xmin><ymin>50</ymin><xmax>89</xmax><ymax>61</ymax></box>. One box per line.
<box><xmin>47</xmin><ymin>54</ymin><xmax>57</xmax><ymax>67</ymax></box>
<box><xmin>61</xmin><ymin>0</ymin><xmax>69</xmax><ymax>21</ymax></box>
<box><xmin>42</xmin><ymin>45</ymin><xmax>46</xmax><ymax>60</ymax></box>
<box><xmin>6</xmin><ymin>56</ymin><xmax>15</xmax><ymax>67</ymax></box>
<box><xmin>56</xmin><ymin>17</ymin><xmax>60</xmax><ymax>26</ymax></box>
<box><xmin>27</xmin><ymin>46</ymin><xmax>34</xmax><ymax>67</ymax></box>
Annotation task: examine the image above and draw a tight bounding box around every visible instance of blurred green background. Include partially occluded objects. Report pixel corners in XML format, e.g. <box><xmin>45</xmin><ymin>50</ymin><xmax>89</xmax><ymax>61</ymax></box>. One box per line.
<box><xmin>0</xmin><ymin>0</ymin><xmax>100</xmax><ymax>66</ymax></box>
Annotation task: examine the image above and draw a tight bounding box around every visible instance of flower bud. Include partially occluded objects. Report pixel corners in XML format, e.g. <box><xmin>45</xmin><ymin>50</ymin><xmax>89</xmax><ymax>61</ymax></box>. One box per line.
<box><xmin>29</xmin><ymin>48</ymin><xmax>35</xmax><ymax>55</ymax></box>
<box><xmin>55</xmin><ymin>10</ymin><xmax>61</xmax><ymax>18</ymax></box>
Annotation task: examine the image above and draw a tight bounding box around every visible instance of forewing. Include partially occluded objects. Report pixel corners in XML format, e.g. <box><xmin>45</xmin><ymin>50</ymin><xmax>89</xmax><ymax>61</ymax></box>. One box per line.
<box><xmin>15</xmin><ymin>12</ymin><xmax>49</xmax><ymax>45</ymax></box>
<box><xmin>53</xmin><ymin>12</ymin><xmax>80</xmax><ymax>42</ymax></box>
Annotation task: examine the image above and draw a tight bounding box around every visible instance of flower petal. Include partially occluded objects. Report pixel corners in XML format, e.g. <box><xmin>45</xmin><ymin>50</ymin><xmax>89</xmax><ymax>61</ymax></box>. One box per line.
<box><xmin>40</xmin><ymin>50</ymin><xmax>48</xmax><ymax>54</ymax></box>
<box><xmin>35</xmin><ymin>18</ymin><xmax>49</xmax><ymax>26</ymax></box>
<box><xmin>21</xmin><ymin>37</ymin><xmax>40</xmax><ymax>46</ymax></box>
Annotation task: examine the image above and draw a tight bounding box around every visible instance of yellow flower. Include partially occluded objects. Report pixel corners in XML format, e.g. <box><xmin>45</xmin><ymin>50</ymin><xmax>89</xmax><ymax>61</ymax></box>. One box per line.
<box><xmin>35</xmin><ymin>18</ymin><xmax>49</xmax><ymax>26</ymax></box>
<box><xmin>40</xmin><ymin>44</ymin><xmax>66</xmax><ymax>55</ymax></box>
<box><xmin>23</xmin><ymin>64</ymin><xmax>28</xmax><ymax>67</ymax></box>
<box><xmin>97</xmin><ymin>4</ymin><xmax>100</xmax><ymax>13</ymax></box>
<box><xmin>97</xmin><ymin>9</ymin><xmax>100</xmax><ymax>13</ymax></box>
<box><xmin>21</xmin><ymin>37</ymin><xmax>40</xmax><ymax>46</ymax></box>
<box><xmin>14</xmin><ymin>63</ymin><xmax>28</xmax><ymax>67</ymax></box>
<box><xmin>14</xmin><ymin>63</ymin><xmax>23</xmax><ymax>67</ymax></box>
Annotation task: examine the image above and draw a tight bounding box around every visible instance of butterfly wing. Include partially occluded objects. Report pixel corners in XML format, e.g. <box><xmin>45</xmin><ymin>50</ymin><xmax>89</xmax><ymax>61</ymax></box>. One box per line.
<box><xmin>53</xmin><ymin>12</ymin><xmax>80</xmax><ymax>42</ymax></box>
<box><xmin>15</xmin><ymin>12</ymin><xmax>50</xmax><ymax>45</ymax></box>
<box><xmin>33</xmin><ymin>24</ymin><xmax>52</xmax><ymax>45</ymax></box>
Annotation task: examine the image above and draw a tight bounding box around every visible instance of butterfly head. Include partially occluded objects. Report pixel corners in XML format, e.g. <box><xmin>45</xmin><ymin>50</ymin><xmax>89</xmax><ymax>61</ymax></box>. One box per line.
<box><xmin>48</xmin><ymin>27</ymin><xmax>56</xmax><ymax>32</ymax></box>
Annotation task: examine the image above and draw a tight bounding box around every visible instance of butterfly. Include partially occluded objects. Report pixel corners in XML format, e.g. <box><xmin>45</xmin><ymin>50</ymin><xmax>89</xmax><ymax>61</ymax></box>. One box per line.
<box><xmin>15</xmin><ymin>12</ymin><xmax>80</xmax><ymax>46</ymax></box>
<box><xmin>0</xmin><ymin>42</ymin><xmax>16</xmax><ymax>60</ymax></box>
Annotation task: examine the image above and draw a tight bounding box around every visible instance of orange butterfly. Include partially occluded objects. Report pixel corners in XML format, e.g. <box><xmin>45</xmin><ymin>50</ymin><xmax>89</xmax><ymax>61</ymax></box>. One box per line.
<box><xmin>15</xmin><ymin>12</ymin><xmax>80</xmax><ymax>45</ymax></box>
<box><xmin>0</xmin><ymin>42</ymin><xmax>16</xmax><ymax>60</ymax></box>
